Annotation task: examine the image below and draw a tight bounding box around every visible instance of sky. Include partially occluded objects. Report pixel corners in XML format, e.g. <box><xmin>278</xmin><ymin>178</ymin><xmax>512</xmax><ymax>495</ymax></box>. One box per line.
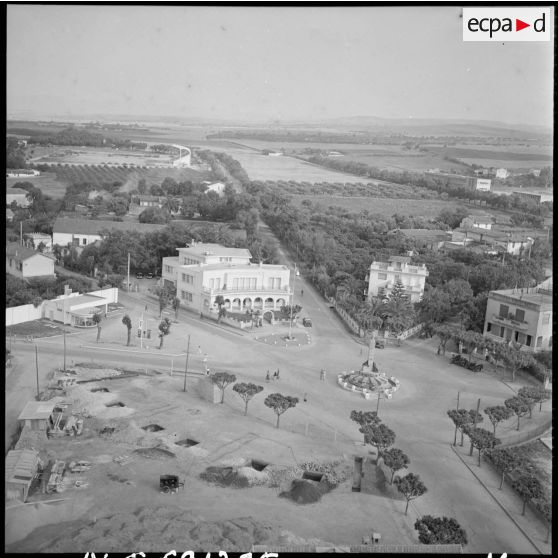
<box><xmin>7</xmin><ymin>5</ymin><xmax>554</xmax><ymax>126</ymax></box>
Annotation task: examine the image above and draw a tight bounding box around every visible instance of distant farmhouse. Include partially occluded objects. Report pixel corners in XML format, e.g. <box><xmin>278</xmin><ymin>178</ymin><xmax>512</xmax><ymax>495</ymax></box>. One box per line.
<box><xmin>396</xmin><ymin>229</ymin><xmax>450</xmax><ymax>252</ymax></box>
<box><xmin>425</xmin><ymin>171</ymin><xmax>491</xmax><ymax>192</ymax></box>
<box><xmin>204</xmin><ymin>182</ymin><xmax>226</xmax><ymax>196</ymax></box>
<box><xmin>6</xmin><ymin>242</ymin><xmax>55</xmax><ymax>279</ymax></box>
<box><xmin>495</xmin><ymin>168</ymin><xmax>510</xmax><ymax>179</ymax></box>
<box><xmin>460</xmin><ymin>214</ymin><xmax>494</xmax><ymax>230</ymax></box>
<box><xmin>24</xmin><ymin>232</ymin><xmax>53</xmax><ymax>252</ymax></box>
<box><xmin>52</xmin><ymin>218</ymin><xmax>167</xmax><ymax>247</ymax></box>
<box><xmin>6</xmin><ymin>188</ymin><xmax>30</xmax><ymax>207</ymax></box>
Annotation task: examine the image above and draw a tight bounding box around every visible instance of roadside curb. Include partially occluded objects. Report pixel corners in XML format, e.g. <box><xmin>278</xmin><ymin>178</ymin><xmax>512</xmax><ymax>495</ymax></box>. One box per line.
<box><xmin>449</xmin><ymin>444</ymin><xmax>546</xmax><ymax>554</ymax></box>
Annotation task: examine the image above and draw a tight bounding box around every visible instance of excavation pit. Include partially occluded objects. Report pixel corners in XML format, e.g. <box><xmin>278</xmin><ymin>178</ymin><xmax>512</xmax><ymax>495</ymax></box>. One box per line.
<box><xmin>106</xmin><ymin>401</ymin><xmax>125</xmax><ymax>407</ymax></box>
<box><xmin>142</xmin><ymin>424</ymin><xmax>165</xmax><ymax>432</ymax></box>
<box><xmin>91</xmin><ymin>387</ymin><xmax>110</xmax><ymax>393</ymax></box>
<box><xmin>250</xmin><ymin>459</ymin><xmax>269</xmax><ymax>472</ymax></box>
<box><xmin>134</xmin><ymin>447</ymin><xmax>176</xmax><ymax>459</ymax></box>
<box><xmin>100</xmin><ymin>427</ymin><xmax>115</xmax><ymax>436</ymax></box>
<box><xmin>302</xmin><ymin>471</ymin><xmax>324</xmax><ymax>482</ymax></box>
<box><xmin>176</xmin><ymin>438</ymin><xmax>199</xmax><ymax>447</ymax></box>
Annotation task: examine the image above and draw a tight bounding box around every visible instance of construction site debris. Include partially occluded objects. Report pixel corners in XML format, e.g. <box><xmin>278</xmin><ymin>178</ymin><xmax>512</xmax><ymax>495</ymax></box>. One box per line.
<box><xmin>280</xmin><ymin>479</ymin><xmax>329</xmax><ymax>504</ymax></box>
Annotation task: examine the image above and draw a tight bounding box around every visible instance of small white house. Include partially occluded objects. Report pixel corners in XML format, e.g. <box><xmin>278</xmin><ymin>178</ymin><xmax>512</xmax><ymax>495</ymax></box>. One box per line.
<box><xmin>495</xmin><ymin>168</ymin><xmax>510</xmax><ymax>179</ymax></box>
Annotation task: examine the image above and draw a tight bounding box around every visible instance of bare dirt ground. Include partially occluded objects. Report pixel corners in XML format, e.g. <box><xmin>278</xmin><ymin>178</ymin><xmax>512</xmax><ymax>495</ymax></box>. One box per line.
<box><xmin>6</xmin><ymin>366</ymin><xmax>397</xmax><ymax>552</ymax></box>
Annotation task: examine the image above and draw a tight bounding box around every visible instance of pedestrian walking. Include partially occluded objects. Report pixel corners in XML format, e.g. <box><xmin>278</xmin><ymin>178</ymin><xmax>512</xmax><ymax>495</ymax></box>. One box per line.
<box><xmin>276</xmin><ymin>369</ymin><xmax>280</xmax><ymax>380</ymax></box>
<box><xmin>198</xmin><ymin>345</ymin><xmax>202</xmax><ymax>355</ymax></box>
<box><xmin>266</xmin><ymin>371</ymin><xmax>271</xmax><ymax>382</ymax></box>
<box><xmin>301</xmin><ymin>289</ymin><xmax>304</xmax><ymax>296</ymax></box>
<box><xmin>320</xmin><ymin>368</ymin><xmax>326</xmax><ymax>381</ymax></box>
<box><xmin>273</xmin><ymin>371</ymin><xmax>278</xmax><ymax>380</ymax></box>
<box><xmin>145</xmin><ymin>304</ymin><xmax>148</xmax><ymax>312</ymax></box>
<box><xmin>303</xmin><ymin>393</ymin><xmax>307</xmax><ymax>402</ymax></box>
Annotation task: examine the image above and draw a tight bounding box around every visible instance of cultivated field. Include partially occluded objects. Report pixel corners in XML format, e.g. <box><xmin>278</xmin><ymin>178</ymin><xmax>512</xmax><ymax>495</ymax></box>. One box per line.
<box><xmin>7</xmin><ymin>165</ymin><xmax>210</xmax><ymax>199</ymax></box>
<box><xmin>211</xmin><ymin>147</ymin><xmax>372</xmax><ymax>182</ymax></box>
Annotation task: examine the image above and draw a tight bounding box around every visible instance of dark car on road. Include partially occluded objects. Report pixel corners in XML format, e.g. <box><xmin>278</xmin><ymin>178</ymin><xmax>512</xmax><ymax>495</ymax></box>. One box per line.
<box><xmin>135</xmin><ymin>272</ymin><xmax>143</xmax><ymax>279</ymax></box>
<box><xmin>145</xmin><ymin>272</ymin><xmax>153</xmax><ymax>279</ymax></box>
<box><xmin>302</xmin><ymin>317</ymin><xmax>312</xmax><ymax>327</ymax></box>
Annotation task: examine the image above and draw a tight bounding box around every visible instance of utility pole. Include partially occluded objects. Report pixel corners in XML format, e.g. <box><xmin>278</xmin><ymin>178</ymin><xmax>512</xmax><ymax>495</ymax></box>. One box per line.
<box><xmin>63</xmin><ymin>327</ymin><xmax>66</xmax><ymax>371</ymax></box>
<box><xmin>35</xmin><ymin>344</ymin><xmax>40</xmax><ymax>400</ymax></box>
<box><xmin>20</xmin><ymin>221</ymin><xmax>23</xmax><ymax>245</ymax></box>
<box><xmin>127</xmin><ymin>252</ymin><xmax>131</xmax><ymax>293</ymax></box>
<box><xmin>183</xmin><ymin>334</ymin><xmax>191</xmax><ymax>392</ymax></box>
<box><xmin>140</xmin><ymin>312</ymin><xmax>144</xmax><ymax>349</ymax></box>
<box><xmin>376</xmin><ymin>390</ymin><xmax>381</xmax><ymax>415</ymax></box>
<box><xmin>456</xmin><ymin>391</ymin><xmax>460</xmax><ymax>410</ymax></box>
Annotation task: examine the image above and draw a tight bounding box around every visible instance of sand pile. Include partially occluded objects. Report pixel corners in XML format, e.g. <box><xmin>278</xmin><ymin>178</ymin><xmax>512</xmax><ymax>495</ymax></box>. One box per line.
<box><xmin>280</xmin><ymin>479</ymin><xmax>329</xmax><ymax>504</ymax></box>
<box><xmin>236</xmin><ymin>466</ymin><xmax>269</xmax><ymax>486</ymax></box>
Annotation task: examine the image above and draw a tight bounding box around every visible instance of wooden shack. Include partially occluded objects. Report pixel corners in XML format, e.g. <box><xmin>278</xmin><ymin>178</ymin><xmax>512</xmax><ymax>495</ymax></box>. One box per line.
<box><xmin>5</xmin><ymin>448</ymin><xmax>40</xmax><ymax>502</ymax></box>
<box><xmin>17</xmin><ymin>399</ymin><xmax>69</xmax><ymax>433</ymax></box>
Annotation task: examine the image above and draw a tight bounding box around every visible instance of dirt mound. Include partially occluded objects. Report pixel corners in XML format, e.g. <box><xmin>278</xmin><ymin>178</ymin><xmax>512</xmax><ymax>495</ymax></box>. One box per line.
<box><xmin>280</xmin><ymin>479</ymin><xmax>329</xmax><ymax>504</ymax></box>
<box><xmin>7</xmin><ymin>505</ymin><xmax>279</xmax><ymax>552</ymax></box>
<box><xmin>133</xmin><ymin>447</ymin><xmax>176</xmax><ymax>459</ymax></box>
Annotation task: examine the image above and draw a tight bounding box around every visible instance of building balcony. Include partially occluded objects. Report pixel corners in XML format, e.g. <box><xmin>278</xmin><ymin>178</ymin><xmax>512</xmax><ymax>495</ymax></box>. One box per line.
<box><xmin>202</xmin><ymin>286</ymin><xmax>291</xmax><ymax>296</ymax></box>
<box><xmin>491</xmin><ymin>314</ymin><xmax>529</xmax><ymax>331</ymax></box>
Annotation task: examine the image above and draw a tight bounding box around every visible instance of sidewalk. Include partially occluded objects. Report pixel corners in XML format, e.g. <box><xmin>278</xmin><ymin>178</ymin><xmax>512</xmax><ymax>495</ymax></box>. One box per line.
<box><xmin>451</xmin><ymin>444</ymin><xmax>551</xmax><ymax>554</ymax></box>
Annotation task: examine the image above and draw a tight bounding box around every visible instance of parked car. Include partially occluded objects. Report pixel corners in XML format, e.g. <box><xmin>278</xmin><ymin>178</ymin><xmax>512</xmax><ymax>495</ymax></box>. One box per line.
<box><xmin>375</xmin><ymin>339</ymin><xmax>385</xmax><ymax>349</ymax></box>
<box><xmin>145</xmin><ymin>272</ymin><xmax>153</xmax><ymax>279</ymax></box>
<box><xmin>302</xmin><ymin>317</ymin><xmax>312</xmax><ymax>327</ymax></box>
<box><xmin>135</xmin><ymin>272</ymin><xmax>143</xmax><ymax>279</ymax></box>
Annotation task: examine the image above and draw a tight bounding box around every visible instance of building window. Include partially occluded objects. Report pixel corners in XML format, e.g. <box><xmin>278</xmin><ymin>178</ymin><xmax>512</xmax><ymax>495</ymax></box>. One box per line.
<box><xmin>181</xmin><ymin>291</ymin><xmax>193</xmax><ymax>302</ymax></box>
<box><xmin>542</xmin><ymin>313</ymin><xmax>550</xmax><ymax>325</ymax></box>
<box><xmin>526</xmin><ymin>335</ymin><xmax>532</xmax><ymax>346</ymax></box>
<box><xmin>515</xmin><ymin>309</ymin><xmax>525</xmax><ymax>322</ymax></box>
<box><xmin>499</xmin><ymin>326</ymin><xmax>505</xmax><ymax>337</ymax></box>
<box><xmin>517</xmin><ymin>333</ymin><xmax>526</xmax><ymax>345</ymax></box>
<box><xmin>486</xmin><ymin>322</ymin><xmax>492</xmax><ymax>332</ymax></box>
<box><xmin>82</xmin><ymin>238</ymin><xmax>87</xmax><ymax>245</ymax></box>
<box><xmin>378</xmin><ymin>273</ymin><xmax>387</xmax><ymax>280</ymax></box>
<box><xmin>536</xmin><ymin>336</ymin><xmax>543</xmax><ymax>348</ymax></box>
<box><xmin>394</xmin><ymin>274</ymin><xmax>401</xmax><ymax>282</ymax></box>
<box><xmin>499</xmin><ymin>304</ymin><xmax>509</xmax><ymax>318</ymax></box>
<box><xmin>182</xmin><ymin>273</ymin><xmax>186</xmax><ymax>282</ymax></box>
<box><xmin>514</xmin><ymin>331</ymin><xmax>519</xmax><ymax>342</ymax></box>
<box><xmin>182</xmin><ymin>274</ymin><xmax>193</xmax><ymax>284</ymax></box>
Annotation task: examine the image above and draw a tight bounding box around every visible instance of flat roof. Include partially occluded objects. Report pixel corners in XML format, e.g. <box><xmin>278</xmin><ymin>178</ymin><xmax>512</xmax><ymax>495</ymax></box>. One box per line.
<box><xmin>17</xmin><ymin>400</ymin><xmax>60</xmax><ymax>421</ymax></box>
<box><xmin>177</xmin><ymin>243</ymin><xmax>252</xmax><ymax>259</ymax></box>
<box><xmin>490</xmin><ymin>289</ymin><xmax>552</xmax><ymax>309</ymax></box>
<box><xmin>5</xmin><ymin>449</ymin><xmax>39</xmax><ymax>484</ymax></box>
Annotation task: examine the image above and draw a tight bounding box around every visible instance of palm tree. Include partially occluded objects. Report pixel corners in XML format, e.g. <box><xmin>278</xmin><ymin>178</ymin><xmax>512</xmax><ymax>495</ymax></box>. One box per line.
<box><xmin>122</xmin><ymin>314</ymin><xmax>132</xmax><ymax>346</ymax></box>
<box><xmin>92</xmin><ymin>312</ymin><xmax>102</xmax><ymax>343</ymax></box>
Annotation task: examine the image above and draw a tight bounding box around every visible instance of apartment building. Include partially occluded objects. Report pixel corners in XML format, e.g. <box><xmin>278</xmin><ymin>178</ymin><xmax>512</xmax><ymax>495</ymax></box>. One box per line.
<box><xmin>483</xmin><ymin>279</ymin><xmax>552</xmax><ymax>352</ymax></box>
<box><xmin>366</xmin><ymin>255</ymin><xmax>428</xmax><ymax>302</ymax></box>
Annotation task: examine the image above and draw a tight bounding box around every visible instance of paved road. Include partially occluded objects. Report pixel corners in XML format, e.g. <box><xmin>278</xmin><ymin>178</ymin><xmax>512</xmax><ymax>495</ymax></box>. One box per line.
<box><xmin>6</xmin><ymin>266</ymin><xmax>550</xmax><ymax>553</ymax></box>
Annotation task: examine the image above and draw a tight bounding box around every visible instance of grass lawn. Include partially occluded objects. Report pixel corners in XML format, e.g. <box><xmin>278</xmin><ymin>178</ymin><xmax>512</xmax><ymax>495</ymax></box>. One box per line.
<box><xmin>6</xmin><ymin>319</ymin><xmax>66</xmax><ymax>338</ymax></box>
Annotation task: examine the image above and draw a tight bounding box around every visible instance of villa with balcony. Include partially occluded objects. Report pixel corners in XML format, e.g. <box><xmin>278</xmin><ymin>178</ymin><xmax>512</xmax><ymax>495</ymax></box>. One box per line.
<box><xmin>366</xmin><ymin>256</ymin><xmax>428</xmax><ymax>303</ymax></box>
<box><xmin>161</xmin><ymin>242</ymin><xmax>292</xmax><ymax>317</ymax></box>
<box><xmin>483</xmin><ymin>279</ymin><xmax>552</xmax><ymax>352</ymax></box>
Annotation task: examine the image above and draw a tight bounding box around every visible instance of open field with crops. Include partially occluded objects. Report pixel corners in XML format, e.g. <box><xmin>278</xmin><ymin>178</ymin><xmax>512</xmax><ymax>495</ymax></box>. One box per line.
<box><xmin>7</xmin><ymin>164</ymin><xmax>210</xmax><ymax>199</ymax></box>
